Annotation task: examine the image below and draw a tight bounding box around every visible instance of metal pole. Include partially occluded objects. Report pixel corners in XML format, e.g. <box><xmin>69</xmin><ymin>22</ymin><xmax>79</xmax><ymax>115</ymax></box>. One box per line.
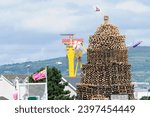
<box><xmin>45</xmin><ymin>66</ymin><xmax>48</xmax><ymax>100</ymax></box>
<box><xmin>27</xmin><ymin>65</ymin><xmax>30</xmax><ymax>99</ymax></box>
<box><xmin>147</xmin><ymin>91</ymin><xmax>148</xmax><ymax>100</ymax></box>
<box><xmin>26</xmin><ymin>65</ymin><xmax>30</xmax><ymax>75</ymax></box>
<box><xmin>16</xmin><ymin>80</ymin><xmax>19</xmax><ymax>100</ymax></box>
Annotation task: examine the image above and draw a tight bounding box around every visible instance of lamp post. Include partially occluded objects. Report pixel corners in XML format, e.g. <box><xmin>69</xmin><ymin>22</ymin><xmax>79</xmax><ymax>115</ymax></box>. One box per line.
<box><xmin>26</xmin><ymin>65</ymin><xmax>31</xmax><ymax>99</ymax></box>
<box><xmin>26</xmin><ymin>65</ymin><xmax>31</xmax><ymax>75</ymax></box>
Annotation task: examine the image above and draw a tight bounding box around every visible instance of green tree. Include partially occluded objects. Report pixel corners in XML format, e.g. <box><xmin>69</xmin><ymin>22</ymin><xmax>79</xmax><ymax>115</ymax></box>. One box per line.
<box><xmin>29</xmin><ymin>67</ymin><xmax>75</xmax><ymax>100</ymax></box>
<box><xmin>140</xmin><ymin>96</ymin><xmax>150</xmax><ymax>100</ymax></box>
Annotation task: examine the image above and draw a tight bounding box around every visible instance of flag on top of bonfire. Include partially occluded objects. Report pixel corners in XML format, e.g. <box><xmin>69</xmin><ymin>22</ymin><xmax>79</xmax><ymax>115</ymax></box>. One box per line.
<box><xmin>96</xmin><ymin>6</ymin><xmax>100</xmax><ymax>12</ymax></box>
<box><xmin>32</xmin><ymin>69</ymin><xmax>46</xmax><ymax>81</ymax></box>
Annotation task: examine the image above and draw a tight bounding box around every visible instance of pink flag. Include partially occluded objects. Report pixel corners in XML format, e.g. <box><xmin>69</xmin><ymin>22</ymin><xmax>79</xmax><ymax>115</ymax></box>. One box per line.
<box><xmin>96</xmin><ymin>6</ymin><xmax>100</xmax><ymax>12</ymax></box>
<box><xmin>32</xmin><ymin>69</ymin><xmax>46</xmax><ymax>81</ymax></box>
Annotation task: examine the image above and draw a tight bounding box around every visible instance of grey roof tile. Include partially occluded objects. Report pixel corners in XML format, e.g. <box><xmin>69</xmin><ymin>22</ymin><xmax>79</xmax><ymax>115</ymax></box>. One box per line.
<box><xmin>0</xmin><ymin>96</ymin><xmax>8</xmax><ymax>100</ymax></box>
<box><xmin>2</xmin><ymin>74</ymin><xmax>29</xmax><ymax>85</ymax></box>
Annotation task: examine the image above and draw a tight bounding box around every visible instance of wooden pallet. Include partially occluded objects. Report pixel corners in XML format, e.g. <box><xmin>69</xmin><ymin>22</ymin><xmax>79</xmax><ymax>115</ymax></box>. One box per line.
<box><xmin>76</xmin><ymin>16</ymin><xmax>134</xmax><ymax>100</ymax></box>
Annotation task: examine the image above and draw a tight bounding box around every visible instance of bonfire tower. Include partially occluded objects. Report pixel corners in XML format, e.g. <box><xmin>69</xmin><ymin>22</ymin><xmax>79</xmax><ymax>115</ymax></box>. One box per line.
<box><xmin>76</xmin><ymin>16</ymin><xmax>134</xmax><ymax>100</ymax></box>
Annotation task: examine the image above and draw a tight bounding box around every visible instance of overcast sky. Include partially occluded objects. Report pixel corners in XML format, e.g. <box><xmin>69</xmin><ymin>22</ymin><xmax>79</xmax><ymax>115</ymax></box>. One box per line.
<box><xmin>0</xmin><ymin>0</ymin><xmax>149</xmax><ymax>65</ymax></box>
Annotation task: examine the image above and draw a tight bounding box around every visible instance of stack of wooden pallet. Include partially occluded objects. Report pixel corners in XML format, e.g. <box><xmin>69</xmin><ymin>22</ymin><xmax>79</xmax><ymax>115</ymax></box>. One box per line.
<box><xmin>76</xmin><ymin>16</ymin><xmax>134</xmax><ymax>100</ymax></box>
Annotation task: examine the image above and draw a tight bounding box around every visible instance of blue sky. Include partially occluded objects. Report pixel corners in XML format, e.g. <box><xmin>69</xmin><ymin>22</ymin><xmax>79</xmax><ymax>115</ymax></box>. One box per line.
<box><xmin>0</xmin><ymin>0</ymin><xmax>149</xmax><ymax>65</ymax></box>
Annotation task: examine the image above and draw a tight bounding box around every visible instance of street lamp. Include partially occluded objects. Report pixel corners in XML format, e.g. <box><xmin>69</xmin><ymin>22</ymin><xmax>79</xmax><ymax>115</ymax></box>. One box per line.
<box><xmin>26</xmin><ymin>65</ymin><xmax>31</xmax><ymax>75</ymax></box>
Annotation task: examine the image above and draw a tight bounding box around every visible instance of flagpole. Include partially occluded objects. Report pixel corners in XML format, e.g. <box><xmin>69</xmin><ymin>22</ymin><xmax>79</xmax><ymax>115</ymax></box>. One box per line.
<box><xmin>45</xmin><ymin>66</ymin><xmax>48</xmax><ymax>100</ymax></box>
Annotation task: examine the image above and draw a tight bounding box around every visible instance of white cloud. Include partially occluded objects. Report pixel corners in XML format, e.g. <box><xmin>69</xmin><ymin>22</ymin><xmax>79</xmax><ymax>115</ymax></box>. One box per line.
<box><xmin>125</xmin><ymin>29</ymin><xmax>150</xmax><ymax>35</ymax></box>
<box><xmin>0</xmin><ymin>0</ymin><xmax>150</xmax><ymax>65</ymax></box>
<box><xmin>0</xmin><ymin>0</ymin><xmax>23</xmax><ymax>6</ymax></box>
<box><xmin>0</xmin><ymin>41</ymin><xmax>66</xmax><ymax>65</ymax></box>
<box><xmin>123</xmin><ymin>29</ymin><xmax>150</xmax><ymax>46</ymax></box>
<box><xmin>116</xmin><ymin>0</ymin><xmax>150</xmax><ymax>13</ymax></box>
<box><xmin>0</xmin><ymin>0</ymin><xmax>15</xmax><ymax>5</ymax></box>
<box><xmin>0</xmin><ymin>0</ymin><xmax>85</xmax><ymax>33</ymax></box>
<box><xmin>20</xmin><ymin>8</ymin><xmax>81</xmax><ymax>33</ymax></box>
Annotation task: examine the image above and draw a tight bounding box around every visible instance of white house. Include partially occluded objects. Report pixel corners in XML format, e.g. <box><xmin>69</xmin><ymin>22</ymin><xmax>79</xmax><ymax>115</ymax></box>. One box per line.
<box><xmin>0</xmin><ymin>75</ymin><xmax>14</xmax><ymax>100</ymax></box>
<box><xmin>0</xmin><ymin>74</ymin><xmax>28</xmax><ymax>100</ymax></box>
<box><xmin>62</xmin><ymin>77</ymin><xmax>76</xmax><ymax>97</ymax></box>
<box><xmin>0</xmin><ymin>74</ymin><xmax>76</xmax><ymax>100</ymax></box>
<box><xmin>133</xmin><ymin>82</ymin><xmax>150</xmax><ymax>99</ymax></box>
<box><xmin>18</xmin><ymin>77</ymin><xmax>76</xmax><ymax>100</ymax></box>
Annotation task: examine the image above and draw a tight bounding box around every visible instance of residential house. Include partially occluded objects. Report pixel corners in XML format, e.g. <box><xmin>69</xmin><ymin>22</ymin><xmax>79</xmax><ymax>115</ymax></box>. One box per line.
<box><xmin>0</xmin><ymin>74</ymin><xmax>28</xmax><ymax>100</ymax></box>
<box><xmin>0</xmin><ymin>74</ymin><xmax>77</xmax><ymax>100</ymax></box>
